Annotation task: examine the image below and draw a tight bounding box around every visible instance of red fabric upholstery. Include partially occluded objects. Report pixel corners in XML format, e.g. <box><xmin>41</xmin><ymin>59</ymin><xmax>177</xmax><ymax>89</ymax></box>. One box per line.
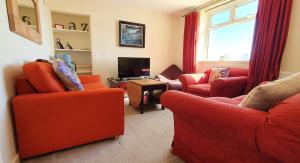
<box><xmin>23</xmin><ymin>62</ymin><xmax>65</xmax><ymax>93</ymax></box>
<box><xmin>256</xmin><ymin>94</ymin><xmax>300</xmax><ymax>162</ymax></box>
<box><xmin>246</xmin><ymin>0</ymin><xmax>293</xmax><ymax>93</ymax></box>
<box><xmin>15</xmin><ymin>76</ymin><xmax>37</xmax><ymax>95</ymax></box>
<box><xmin>180</xmin><ymin>67</ymin><xmax>248</xmax><ymax>98</ymax></box>
<box><xmin>161</xmin><ymin>90</ymin><xmax>300</xmax><ymax>163</ymax></box>
<box><xmin>208</xmin><ymin>96</ymin><xmax>241</xmax><ymax>105</ymax></box>
<box><xmin>183</xmin><ymin>12</ymin><xmax>199</xmax><ymax>73</ymax></box>
<box><xmin>83</xmin><ymin>82</ymin><xmax>106</xmax><ymax>90</ymax></box>
<box><xmin>210</xmin><ymin>76</ymin><xmax>248</xmax><ymax>97</ymax></box>
<box><xmin>179</xmin><ymin>73</ymin><xmax>207</xmax><ymax>91</ymax></box>
<box><xmin>79</xmin><ymin>75</ymin><xmax>101</xmax><ymax>84</ymax></box>
<box><xmin>13</xmin><ymin>74</ymin><xmax>124</xmax><ymax>159</ymax></box>
<box><xmin>187</xmin><ymin>84</ymin><xmax>210</xmax><ymax>97</ymax></box>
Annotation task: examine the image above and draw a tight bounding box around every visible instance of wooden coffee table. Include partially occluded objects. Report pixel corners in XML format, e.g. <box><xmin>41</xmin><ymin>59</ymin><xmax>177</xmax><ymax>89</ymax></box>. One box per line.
<box><xmin>127</xmin><ymin>79</ymin><xmax>167</xmax><ymax>114</ymax></box>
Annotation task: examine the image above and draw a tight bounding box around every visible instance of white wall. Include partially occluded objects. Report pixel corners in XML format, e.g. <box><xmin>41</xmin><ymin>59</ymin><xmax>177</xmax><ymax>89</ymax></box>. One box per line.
<box><xmin>48</xmin><ymin>0</ymin><xmax>183</xmax><ymax>83</ymax></box>
<box><xmin>0</xmin><ymin>0</ymin><xmax>52</xmax><ymax>162</ymax></box>
<box><xmin>280</xmin><ymin>0</ymin><xmax>300</xmax><ymax>75</ymax></box>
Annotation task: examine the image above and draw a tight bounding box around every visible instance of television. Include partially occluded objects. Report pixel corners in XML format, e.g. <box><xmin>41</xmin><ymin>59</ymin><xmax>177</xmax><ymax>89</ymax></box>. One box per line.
<box><xmin>118</xmin><ymin>57</ymin><xmax>150</xmax><ymax>79</ymax></box>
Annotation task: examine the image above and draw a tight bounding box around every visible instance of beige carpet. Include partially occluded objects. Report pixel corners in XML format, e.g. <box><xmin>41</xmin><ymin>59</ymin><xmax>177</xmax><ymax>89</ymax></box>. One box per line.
<box><xmin>22</xmin><ymin>99</ymin><xmax>184</xmax><ymax>163</ymax></box>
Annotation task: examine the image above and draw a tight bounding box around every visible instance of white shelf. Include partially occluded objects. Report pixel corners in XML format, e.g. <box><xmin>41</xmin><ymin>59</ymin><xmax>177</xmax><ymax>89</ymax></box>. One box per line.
<box><xmin>77</xmin><ymin>64</ymin><xmax>92</xmax><ymax>68</ymax></box>
<box><xmin>53</xmin><ymin>28</ymin><xmax>90</xmax><ymax>34</ymax></box>
<box><xmin>55</xmin><ymin>49</ymin><xmax>91</xmax><ymax>53</ymax></box>
<box><xmin>77</xmin><ymin>70</ymin><xmax>92</xmax><ymax>74</ymax></box>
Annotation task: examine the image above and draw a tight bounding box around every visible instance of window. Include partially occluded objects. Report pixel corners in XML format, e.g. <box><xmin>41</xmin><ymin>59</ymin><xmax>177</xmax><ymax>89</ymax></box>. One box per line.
<box><xmin>203</xmin><ymin>0</ymin><xmax>258</xmax><ymax>61</ymax></box>
<box><xmin>211</xmin><ymin>10</ymin><xmax>231</xmax><ymax>25</ymax></box>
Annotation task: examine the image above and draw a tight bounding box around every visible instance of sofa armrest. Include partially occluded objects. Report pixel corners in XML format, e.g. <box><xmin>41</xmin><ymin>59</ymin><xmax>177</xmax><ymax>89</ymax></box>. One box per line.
<box><xmin>179</xmin><ymin>73</ymin><xmax>205</xmax><ymax>91</ymax></box>
<box><xmin>210</xmin><ymin>76</ymin><xmax>248</xmax><ymax>98</ymax></box>
<box><xmin>79</xmin><ymin>75</ymin><xmax>101</xmax><ymax>84</ymax></box>
<box><xmin>161</xmin><ymin>90</ymin><xmax>266</xmax><ymax>147</ymax></box>
<box><xmin>13</xmin><ymin>88</ymin><xmax>124</xmax><ymax>158</ymax></box>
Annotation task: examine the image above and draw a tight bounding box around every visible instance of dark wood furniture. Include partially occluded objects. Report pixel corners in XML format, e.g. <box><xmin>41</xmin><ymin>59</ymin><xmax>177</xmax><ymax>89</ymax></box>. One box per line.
<box><xmin>107</xmin><ymin>78</ymin><xmax>128</xmax><ymax>90</ymax></box>
<box><xmin>127</xmin><ymin>79</ymin><xmax>167</xmax><ymax>114</ymax></box>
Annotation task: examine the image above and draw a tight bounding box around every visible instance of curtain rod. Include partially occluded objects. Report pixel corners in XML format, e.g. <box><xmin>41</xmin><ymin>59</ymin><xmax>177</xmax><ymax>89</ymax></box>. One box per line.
<box><xmin>182</xmin><ymin>0</ymin><xmax>230</xmax><ymax>17</ymax></box>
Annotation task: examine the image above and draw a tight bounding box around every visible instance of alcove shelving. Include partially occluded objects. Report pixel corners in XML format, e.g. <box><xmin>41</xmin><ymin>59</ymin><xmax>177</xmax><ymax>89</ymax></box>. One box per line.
<box><xmin>51</xmin><ymin>11</ymin><xmax>93</xmax><ymax>75</ymax></box>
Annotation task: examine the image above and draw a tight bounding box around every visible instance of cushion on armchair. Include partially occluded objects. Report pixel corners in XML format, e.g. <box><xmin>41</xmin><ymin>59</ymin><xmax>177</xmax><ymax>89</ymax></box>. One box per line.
<box><xmin>160</xmin><ymin>64</ymin><xmax>183</xmax><ymax>80</ymax></box>
<box><xmin>208</xmin><ymin>67</ymin><xmax>230</xmax><ymax>83</ymax></box>
<box><xmin>180</xmin><ymin>67</ymin><xmax>248</xmax><ymax>97</ymax></box>
<box><xmin>241</xmin><ymin>72</ymin><xmax>300</xmax><ymax>111</ymax></box>
<box><xmin>158</xmin><ymin>64</ymin><xmax>184</xmax><ymax>90</ymax></box>
<box><xmin>23</xmin><ymin>62</ymin><xmax>65</xmax><ymax>93</ymax></box>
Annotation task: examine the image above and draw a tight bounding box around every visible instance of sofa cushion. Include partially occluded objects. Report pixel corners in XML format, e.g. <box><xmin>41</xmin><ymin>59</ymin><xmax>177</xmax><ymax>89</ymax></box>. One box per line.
<box><xmin>52</xmin><ymin>59</ymin><xmax>84</xmax><ymax>91</ymax></box>
<box><xmin>55</xmin><ymin>54</ymin><xmax>75</xmax><ymax>71</ymax></box>
<box><xmin>16</xmin><ymin>76</ymin><xmax>37</xmax><ymax>95</ymax></box>
<box><xmin>241</xmin><ymin>72</ymin><xmax>300</xmax><ymax>111</ymax></box>
<box><xmin>23</xmin><ymin>62</ymin><xmax>65</xmax><ymax>93</ymax></box>
<box><xmin>187</xmin><ymin>84</ymin><xmax>211</xmax><ymax>96</ymax></box>
<box><xmin>83</xmin><ymin>82</ymin><xmax>106</xmax><ymax>90</ymax></box>
<box><xmin>160</xmin><ymin>64</ymin><xmax>183</xmax><ymax>80</ymax></box>
<box><xmin>208</xmin><ymin>67</ymin><xmax>230</xmax><ymax>83</ymax></box>
<box><xmin>228</xmin><ymin>68</ymin><xmax>249</xmax><ymax>77</ymax></box>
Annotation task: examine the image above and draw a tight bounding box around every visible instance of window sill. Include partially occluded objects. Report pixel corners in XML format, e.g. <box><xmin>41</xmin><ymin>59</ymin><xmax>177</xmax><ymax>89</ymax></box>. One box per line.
<box><xmin>198</xmin><ymin>61</ymin><xmax>249</xmax><ymax>64</ymax></box>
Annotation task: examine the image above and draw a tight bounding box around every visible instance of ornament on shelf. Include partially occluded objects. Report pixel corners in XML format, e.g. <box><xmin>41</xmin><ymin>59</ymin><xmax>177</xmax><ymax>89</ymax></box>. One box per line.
<box><xmin>81</xmin><ymin>23</ymin><xmax>88</xmax><ymax>31</ymax></box>
<box><xmin>56</xmin><ymin>38</ymin><xmax>64</xmax><ymax>49</ymax></box>
<box><xmin>68</xmin><ymin>22</ymin><xmax>76</xmax><ymax>30</ymax></box>
<box><xmin>66</xmin><ymin>42</ymin><xmax>73</xmax><ymax>49</ymax></box>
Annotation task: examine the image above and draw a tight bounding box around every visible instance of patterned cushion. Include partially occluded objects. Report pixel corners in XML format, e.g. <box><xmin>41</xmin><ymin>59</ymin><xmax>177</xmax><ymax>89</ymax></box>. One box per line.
<box><xmin>52</xmin><ymin>59</ymin><xmax>84</xmax><ymax>91</ymax></box>
<box><xmin>208</xmin><ymin>67</ymin><xmax>230</xmax><ymax>83</ymax></box>
<box><xmin>55</xmin><ymin>54</ymin><xmax>75</xmax><ymax>71</ymax></box>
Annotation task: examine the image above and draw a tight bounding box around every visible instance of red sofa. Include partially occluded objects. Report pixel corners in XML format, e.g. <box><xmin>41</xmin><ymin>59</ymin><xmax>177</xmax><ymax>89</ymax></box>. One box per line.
<box><xmin>13</xmin><ymin>62</ymin><xmax>124</xmax><ymax>159</ymax></box>
<box><xmin>161</xmin><ymin>90</ymin><xmax>300</xmax><ymax>163</ymax></box>
<box><xmin>180</xmin><ymin>67</ymin><xmax>248</xmax><ymax>97</ymax></box>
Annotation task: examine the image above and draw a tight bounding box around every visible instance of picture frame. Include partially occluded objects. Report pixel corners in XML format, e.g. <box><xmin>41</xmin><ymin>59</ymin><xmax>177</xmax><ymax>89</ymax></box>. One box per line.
<box><xmin>119</xmin><ymin>21</ymin><xmax>145</xmax><ymax>48</ymax></box>
<box><xmin>6</xmin><ymin>0</ymin><xmax>42</xmax><ymax>44</ymax></box>
<box><xmin>54</xmin><ymin>24</ymin><xmax>64</xmax><ymax>29</ymax></box>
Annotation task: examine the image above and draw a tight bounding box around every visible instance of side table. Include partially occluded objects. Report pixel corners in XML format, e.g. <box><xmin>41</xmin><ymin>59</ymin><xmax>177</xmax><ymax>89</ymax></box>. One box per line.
<box><xmin>127</xmin><ymin>79</ymin><xmax>167</xmax><ymax>114</ymax></box>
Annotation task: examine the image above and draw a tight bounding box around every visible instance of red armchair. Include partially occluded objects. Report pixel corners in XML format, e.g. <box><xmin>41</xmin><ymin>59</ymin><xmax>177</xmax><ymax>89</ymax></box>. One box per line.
<box><xmin>180</xmin><ymin>67</ymin><xmax>248</xmax><ymax>97</ymax></box>
<box><xmin>161</xmin><ymin>90</ymin><xmax>300</xmax><ymax>163</ymax></box>
<box><xmin>13</xmin><ymin>62</ymin><xmax>124</xmax><ymax>159</ymax></box>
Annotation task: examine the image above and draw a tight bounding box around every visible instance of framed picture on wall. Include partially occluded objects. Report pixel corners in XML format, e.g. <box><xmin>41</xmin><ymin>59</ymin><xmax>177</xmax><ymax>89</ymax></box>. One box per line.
<box><xmin>119</xmin><ymin>21</ymin><xmax>145</xmax><ymax>48</ymax></box>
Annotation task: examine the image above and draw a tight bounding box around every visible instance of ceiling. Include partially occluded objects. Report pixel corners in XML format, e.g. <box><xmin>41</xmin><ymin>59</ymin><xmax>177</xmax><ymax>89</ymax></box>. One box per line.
<box><xmin>111</xmin><ymin>0</ymin><xmax>211</xmax><ymax>15</ymax></box>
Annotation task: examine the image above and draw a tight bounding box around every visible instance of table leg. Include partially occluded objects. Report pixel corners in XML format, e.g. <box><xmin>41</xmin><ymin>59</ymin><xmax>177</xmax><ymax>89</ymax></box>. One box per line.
<box><xmin>140</xmin><ymin>90</ymin><xmax>144</xmax><ymax>114</ymax></box>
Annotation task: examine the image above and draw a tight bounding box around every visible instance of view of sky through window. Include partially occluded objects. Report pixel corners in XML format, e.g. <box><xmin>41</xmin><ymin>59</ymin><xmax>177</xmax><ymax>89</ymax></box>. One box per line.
<box><xmin>206</xmin><ymin>0</ymin><xmax>258</xmax><ymax>61</ymax></box>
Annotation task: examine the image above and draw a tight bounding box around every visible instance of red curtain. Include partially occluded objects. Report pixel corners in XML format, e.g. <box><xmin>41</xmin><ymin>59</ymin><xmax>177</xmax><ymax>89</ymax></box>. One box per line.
<box><xmin>183</xmin><ymin>12</ymin><xmax>199</xmax><ymax>73</ymax></box>
<box><xmin>246</xmin><ymin>0</ymin><xmax>293</xmax><ymax>92</ymax></box>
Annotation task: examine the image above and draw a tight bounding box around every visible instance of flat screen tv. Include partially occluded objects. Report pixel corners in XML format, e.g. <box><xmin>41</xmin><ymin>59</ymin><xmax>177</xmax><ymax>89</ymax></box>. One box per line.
<box><xmin>118</xmin><ymin>57</ymin><xmax>150</xmax><ymax>79</ymax></box>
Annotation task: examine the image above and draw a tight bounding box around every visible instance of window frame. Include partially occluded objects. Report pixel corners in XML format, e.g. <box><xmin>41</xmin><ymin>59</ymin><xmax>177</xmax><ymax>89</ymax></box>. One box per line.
<box><xmin>202</xmin><ymin>0</ymin><xmax>258</xmax><ymax>62</ymax></box>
